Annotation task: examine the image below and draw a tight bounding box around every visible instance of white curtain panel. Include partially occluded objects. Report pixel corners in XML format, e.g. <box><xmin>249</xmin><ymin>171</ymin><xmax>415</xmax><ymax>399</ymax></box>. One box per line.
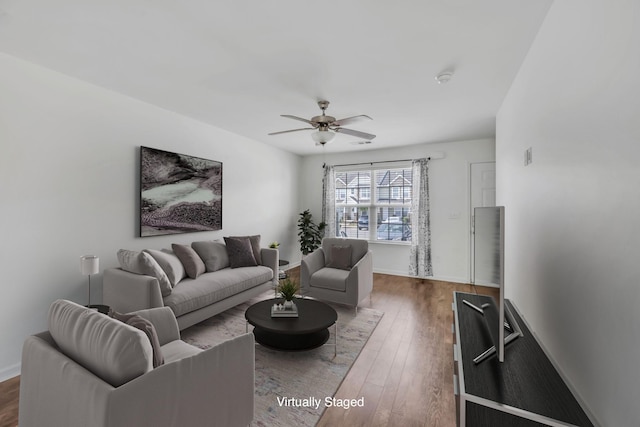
<box><xmin>409</xmin><ymin>158</ymin><xmax>433</xmax><ymax>277</ymax></box>
<box><xmin>322</xmin><ymin>165</ymin><xmax>336</xmax><ymax>238</ymax></box>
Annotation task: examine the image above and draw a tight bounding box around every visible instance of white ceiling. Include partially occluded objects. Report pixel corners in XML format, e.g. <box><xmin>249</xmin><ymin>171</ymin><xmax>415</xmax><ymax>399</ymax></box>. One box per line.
<box><xmin>0</xmin><ymin>0</ymin><xmax>552</xmax><ymax>156</ymax></box>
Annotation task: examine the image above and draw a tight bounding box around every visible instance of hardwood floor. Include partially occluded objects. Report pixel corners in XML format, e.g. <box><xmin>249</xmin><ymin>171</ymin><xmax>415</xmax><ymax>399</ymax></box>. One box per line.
<box><xmin>0</xmin><ymin>271</ymin><xmax>497</xmax><ymax>427</ymax></box>
<box><xmin>0</xmin><ymin>376</ymin><xmax>18</xmax><ymax>427</ymax></box>
<box><xmin>316</xmin><ymin>273</ymin><xmax>497</xmax><ymax>427</ymax></box>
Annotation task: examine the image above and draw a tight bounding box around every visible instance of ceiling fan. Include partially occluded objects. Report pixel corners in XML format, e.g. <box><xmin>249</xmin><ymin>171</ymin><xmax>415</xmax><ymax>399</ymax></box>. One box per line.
<box><xmin>268</xmin><ymin>100</ymin><xmax>376</xmax><ymax>145</ymax></box>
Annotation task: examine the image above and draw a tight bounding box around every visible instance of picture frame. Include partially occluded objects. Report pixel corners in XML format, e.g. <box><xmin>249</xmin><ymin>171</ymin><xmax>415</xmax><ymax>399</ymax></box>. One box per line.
<box><xmin>139</xmin><ymin>146</ymin><xmax>222</xmax><ymax>237</ymax></box>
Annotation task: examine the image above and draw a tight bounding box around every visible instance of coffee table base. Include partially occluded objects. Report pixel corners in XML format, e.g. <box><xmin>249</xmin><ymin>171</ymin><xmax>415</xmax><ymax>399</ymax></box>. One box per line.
<box><xmin>253</xmin><ymin>327</ymin><xmax>330</xmax><ymax>351</ymax></box>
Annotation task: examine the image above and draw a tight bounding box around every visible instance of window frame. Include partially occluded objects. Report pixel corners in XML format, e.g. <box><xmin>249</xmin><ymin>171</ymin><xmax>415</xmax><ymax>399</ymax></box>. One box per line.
<box><xmin>333</xmin><ymin>162</ymin><xmax>413</xmax><ymax>245</ymax></box>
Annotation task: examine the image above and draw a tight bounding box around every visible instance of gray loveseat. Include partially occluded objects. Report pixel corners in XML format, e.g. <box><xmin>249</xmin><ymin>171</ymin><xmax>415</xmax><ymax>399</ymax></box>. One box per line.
<box><xmin>104</xmin><ymin>238</ymin><xmax>278</xmax><ymax>330</ymax></box>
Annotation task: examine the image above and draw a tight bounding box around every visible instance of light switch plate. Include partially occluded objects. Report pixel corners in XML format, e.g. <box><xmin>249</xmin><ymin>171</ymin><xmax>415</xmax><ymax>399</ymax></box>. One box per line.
<box><xmin>524</xmin><ymin>147</ymin><xmax>533</xmax><ymax>166</ymax></box>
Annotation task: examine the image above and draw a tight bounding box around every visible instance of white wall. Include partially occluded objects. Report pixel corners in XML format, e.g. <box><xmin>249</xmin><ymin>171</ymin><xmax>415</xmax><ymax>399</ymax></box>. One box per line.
<box><xmin>300</xmin><ymin>139</ymin><xmax>495</xmax><ymax>281</ymax></box>
<box><xmin>0</xmin><ymin>53</ymin><xmax>301</xmax><ymax>380</ymax></box>
<box><xmin>496</xmin><ymin>1</ymin><xmax>640</xmax><ymax>425</ymax></box>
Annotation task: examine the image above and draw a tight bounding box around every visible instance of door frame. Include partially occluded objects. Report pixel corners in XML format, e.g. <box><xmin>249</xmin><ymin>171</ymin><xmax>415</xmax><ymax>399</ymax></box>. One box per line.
<box><xmin>468</xmin><ymin>161</ymin><xmax>496</xmax><ymax>284</ymax></box>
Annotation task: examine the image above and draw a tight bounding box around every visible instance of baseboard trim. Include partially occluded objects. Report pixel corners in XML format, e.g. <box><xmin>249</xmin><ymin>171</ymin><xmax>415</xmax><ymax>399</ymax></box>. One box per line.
<box><xmin>372</xmin><ymin>268</ymin><xmax>471</xmax><ymax>285</ymax></box>
<box><xmin>0</xmin><ymin>363</ymin><xmax>20</xmax><ymax>382</ymax></box>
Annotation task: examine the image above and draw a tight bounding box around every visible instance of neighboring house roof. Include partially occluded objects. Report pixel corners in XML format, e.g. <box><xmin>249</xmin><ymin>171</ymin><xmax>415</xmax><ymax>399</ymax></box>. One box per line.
<box><xmin>376</xmin><ymin>170</ymin><xmax>412</xmax><ymax>187</ymax></box>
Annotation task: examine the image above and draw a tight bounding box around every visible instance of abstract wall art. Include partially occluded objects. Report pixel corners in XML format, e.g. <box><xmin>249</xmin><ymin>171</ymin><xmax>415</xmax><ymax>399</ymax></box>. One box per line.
<box><xmin>140</xmin><ymin>146</ymin><xmax>222</xmax><ymax>237</ymax></box>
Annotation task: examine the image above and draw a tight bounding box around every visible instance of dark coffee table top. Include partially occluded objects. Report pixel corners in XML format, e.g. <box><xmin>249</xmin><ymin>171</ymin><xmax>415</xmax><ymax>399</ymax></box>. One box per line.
<box><xmin>245</xmin><ymin>298</ymin><xmax>337</xmax><ymax>335</ymax></box>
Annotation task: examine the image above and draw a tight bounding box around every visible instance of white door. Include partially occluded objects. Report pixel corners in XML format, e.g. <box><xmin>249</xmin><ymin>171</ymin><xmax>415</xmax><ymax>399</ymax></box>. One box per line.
<box><xmin>469</xmin><ymin>162</ymin><xmax>496</xmax><ymax>283</ymax></box>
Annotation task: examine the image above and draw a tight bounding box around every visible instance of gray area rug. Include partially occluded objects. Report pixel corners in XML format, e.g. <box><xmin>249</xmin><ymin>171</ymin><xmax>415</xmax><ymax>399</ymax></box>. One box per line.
<box><xmin>181</xmin><ymin>291</ymin><xmax>383</xmax><ymax>427</ymax></box>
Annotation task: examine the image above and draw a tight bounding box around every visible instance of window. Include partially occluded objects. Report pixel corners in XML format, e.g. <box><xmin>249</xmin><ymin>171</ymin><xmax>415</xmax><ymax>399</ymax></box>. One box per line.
<box><xmin>333</xmin><ymin>166</ymin><xmax>412</xmax><ymax>242</ymax></box>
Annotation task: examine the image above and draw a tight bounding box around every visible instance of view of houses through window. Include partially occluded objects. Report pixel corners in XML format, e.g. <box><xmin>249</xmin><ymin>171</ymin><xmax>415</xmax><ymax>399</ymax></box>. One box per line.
<box><xmin>334</xmin><ymin>166</ymin><xmax>412</xmax><ymax>242</ymax></box>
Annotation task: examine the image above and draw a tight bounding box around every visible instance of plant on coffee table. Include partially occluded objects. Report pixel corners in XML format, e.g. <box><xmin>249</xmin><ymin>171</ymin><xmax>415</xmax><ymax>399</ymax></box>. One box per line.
<box><xmin>278</xmin><ymin>278</ymin><xmax>299</xmax><ymax>307</ymax></box>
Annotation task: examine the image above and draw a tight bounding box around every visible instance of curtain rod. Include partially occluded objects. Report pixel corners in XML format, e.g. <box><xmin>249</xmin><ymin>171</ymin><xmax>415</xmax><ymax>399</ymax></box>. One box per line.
<box><xmin>323</xmin><ymin>157</ymin><xmax>430</xmax><ymax>169</ymax></box>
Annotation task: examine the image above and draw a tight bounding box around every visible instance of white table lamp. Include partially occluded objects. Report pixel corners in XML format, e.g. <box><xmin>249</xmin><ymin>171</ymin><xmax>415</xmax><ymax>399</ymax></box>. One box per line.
<box><xmin>80</xmin><ymin>255</ymin><xmax>99</xmax><ymax>306</ymax></box>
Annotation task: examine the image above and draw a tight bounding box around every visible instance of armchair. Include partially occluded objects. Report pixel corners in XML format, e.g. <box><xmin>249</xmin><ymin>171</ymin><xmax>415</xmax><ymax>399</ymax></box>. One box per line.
<box><xmin>19</xmin><ymin>300</ymin><xmax>254</xmax><ymax>427</ymax></box>
<box><xmin>301</xmin><ymin>238</ymin><xmax>373</xmax><ymax>307</ymax></box>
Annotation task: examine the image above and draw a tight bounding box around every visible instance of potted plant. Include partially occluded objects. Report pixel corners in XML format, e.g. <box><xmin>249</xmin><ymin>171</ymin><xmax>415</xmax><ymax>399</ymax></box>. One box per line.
<box><xmin>277</xmin><ymin>278</ymin><xmax>299</xmax><ymax>309</ymax></box>
<box><xmin>269</xmin><ymin>241</ymin><xmax>280</xmax><ymax>249</ymax></box>
<box><xmin>297</xmin><ymin>209</ymin><xmax>326</xmax><ymax>255</ymax></box>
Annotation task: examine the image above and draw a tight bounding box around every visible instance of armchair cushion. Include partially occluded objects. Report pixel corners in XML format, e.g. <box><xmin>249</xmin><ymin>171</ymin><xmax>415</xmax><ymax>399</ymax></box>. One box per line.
<box><xmin>322</xmin><ymin>238</ymin><xmax>368</xmax><ymax>267</ymax></box>
<box><xmin>326</xmin><ymin>245</ymin><xmax>352</xmax><ymax>270</ymax></box>
<box><xmin>160</xmin><ymin>340</ymin><xmax>202</xmax><ymax>364</ymax></box>
<box><xmin>310</xmin><ymin>267</ymin><xmax>349</xmax><ymax>291</ymax></box>
<box><xmin>110</xmin><ymin>311</ymin><xmax>164</xmax><ymax>368</ymax></box>
<box><xmin>48</xmin><ymin>300</ymin><xmax>153</xmax><ymax>387</ymax></box>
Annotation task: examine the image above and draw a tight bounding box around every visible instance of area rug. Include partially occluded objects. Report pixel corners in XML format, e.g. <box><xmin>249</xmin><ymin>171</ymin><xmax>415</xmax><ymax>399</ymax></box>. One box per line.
<box><xmin>181</xmin><ymin>291</ymin><xmax>383</xmax><ymax>427</ymax></box>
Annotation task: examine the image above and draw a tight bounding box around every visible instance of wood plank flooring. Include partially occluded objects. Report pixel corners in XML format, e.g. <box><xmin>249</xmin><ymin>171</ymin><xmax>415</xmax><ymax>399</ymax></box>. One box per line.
<box><xmin>315</xmin><ymin>273</ymin><xmax>497</xmax><ymax>427</ymax></box>
<box><xmin>0</xmin><ymin>271</ymin><xmax>497</xmax><ymax>427</ymax></box>
<box><xmin>0</xmin><ymin>376</ymin><xmax>19</xmax><ymax>427</ymax></box>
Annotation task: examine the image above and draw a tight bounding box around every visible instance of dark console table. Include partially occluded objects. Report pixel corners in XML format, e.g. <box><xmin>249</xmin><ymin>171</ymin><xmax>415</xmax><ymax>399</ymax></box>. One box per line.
<box><xmin>453</xmin><ymin>292</ymin><xmax>595</xmax><ymax>427</ymax></box>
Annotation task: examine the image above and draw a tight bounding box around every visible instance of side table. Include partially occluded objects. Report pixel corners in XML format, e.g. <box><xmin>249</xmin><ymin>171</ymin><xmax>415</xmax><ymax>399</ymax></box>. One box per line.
<box><xmin>278</xmin><ymin>259</ymin><xmax>289</xmax><ymax>279</ymax></box>
<box><xmin>87</xmin><ymin>304</ymin><xmax>110</xmax><ymax>315</ymax></box>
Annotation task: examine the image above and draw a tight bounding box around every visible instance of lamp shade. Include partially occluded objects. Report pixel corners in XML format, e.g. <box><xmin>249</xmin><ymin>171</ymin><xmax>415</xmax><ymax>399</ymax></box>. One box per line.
<box><xmin>311</xmin><ymin>130</ymin><xmax>335</xmax><ymax>144</ymax></box>
<box><xmin>80</xmin><ymin>255</ymin><xmax>99</xmax><ymax>275</ymax></box>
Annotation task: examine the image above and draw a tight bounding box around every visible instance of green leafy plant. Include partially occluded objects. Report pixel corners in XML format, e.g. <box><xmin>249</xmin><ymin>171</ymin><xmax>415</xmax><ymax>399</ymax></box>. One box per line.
<box><xmin>277</xmin><ymin>278</ymin><xmax>299</xmax><ymax>301</ymax></box>
<box><xmin>269</xmin><ymin>241</ymin><xmax>280</xmax><ymax>249</ymax></box>
<box><xmin>297</xmin><ymin>209</ymin><xmax>326</xmax><ymax>255</ymax></box>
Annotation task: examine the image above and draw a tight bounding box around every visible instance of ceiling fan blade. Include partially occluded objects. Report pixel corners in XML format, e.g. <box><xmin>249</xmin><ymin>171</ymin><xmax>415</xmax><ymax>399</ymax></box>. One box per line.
<box><xmin>332</xmin><ymin>115</ymin><xmax>373</xmax><ymax>127</ymax></box>
<box><xmin>334</xmin><ymin>127</ymin><xmax>377</xmax><ymax>140</ymax></box>
<box><xmin>281</xmin><ymin>115</ymin><xmax>315</xmax><ymax>125</ymax></box>
<box><xmin>268</xmin><ymin>128</ymin><xmax>315</xmax><ymax>136</ymax></box>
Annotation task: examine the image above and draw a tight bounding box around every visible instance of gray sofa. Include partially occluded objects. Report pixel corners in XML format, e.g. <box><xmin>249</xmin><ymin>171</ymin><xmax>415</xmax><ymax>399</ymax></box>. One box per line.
<box><xmin>104</xmin><ymin>240</ymin><xmax>278</xmax><ymax>330</ymax></box>
<box><xmin>20</xmin><ymin>300</ymin><xmax>254</xmax><ymax>427</ymax></box>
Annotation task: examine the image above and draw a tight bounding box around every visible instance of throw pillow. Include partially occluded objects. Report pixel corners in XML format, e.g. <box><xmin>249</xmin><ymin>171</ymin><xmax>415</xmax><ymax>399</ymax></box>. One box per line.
<box><xmin>224</xmin><ymin>237</ymin><xmax>258</xmax><ymax>268</ymax></box>
<box><xmin>117</xmin><ymin>249</ymin><xmax>172</xmax><ymax>297</ymax></box>
<box><xmin>172</xmin><ymin>244</ymin><xmax>206</xmax><ymax>279</ymax></box>
<box><xmin>191</xmin><ymin>240</ymin><xmax>230</xmax><ymax>272</ymax></box>
<box><xmin>229</xmin><ymin>235</ymin><xmax>262</xmax><ymax>264</ymax></box>
<box><xmin>326</xmin><ymin>245</ymin><xmax>353</xmax><ymax>270</ymax></box>
<box><xmin>110</xmin><ymin>311</ymin><xmax>164</xmax><ymax>368</ymax></box>
<box><xmin>144</xmin><ymin>249</ymin><xmax>186</xmax><ymax>287</ymax></box>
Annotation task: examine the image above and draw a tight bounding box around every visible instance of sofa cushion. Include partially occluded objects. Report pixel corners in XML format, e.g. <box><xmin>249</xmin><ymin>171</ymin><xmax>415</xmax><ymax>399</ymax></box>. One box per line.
<box><xmin>192</xmin><ymin>240</ymin><xmax>229</xmax><ymax>272</ymax></box>
<box><xmin>325</xmin><ymin>245</ymin><xmax>352</xmax><ymax>270</ymax></box>
<box><xmin>164</xmin><ymin>266</ymin><xmax>273</xmax><ymax>317</ymax></box>
<box><xmin>110</xmin><ymin>311</ymin><xmax>164</xmax><ymax>368</ymax></box>
<box><xmin>229</xmin><ymin>235</ymin><xmax>262</xmax><ymax>264</ymax></box>
<box><xmin>48</xmin><ymin>300</ymin><xmax>153</xmax><ymax>387</ymax></box>
<box><xmin>172</xmin><ymin>244</ymin><xmax>206</xmax><ymax>279</ymax></box>
<box><xmin>144</xmin><ymin>249</ymin><xmax>186</xmax><ymax>286</ymax></box>
<box><xmin>224</xmin><ymin>237</ymin><xmax>258</xmax><ymax>268</ymax></box>
<box><xmin>310</xmin><ymin>268</ymin><xmax>349</xmax><ymax>292</ymax></box>
<box><xmin>117</xmin><ymin>249</ymin><xmax>172</xmax><ymax>297</ymax></box>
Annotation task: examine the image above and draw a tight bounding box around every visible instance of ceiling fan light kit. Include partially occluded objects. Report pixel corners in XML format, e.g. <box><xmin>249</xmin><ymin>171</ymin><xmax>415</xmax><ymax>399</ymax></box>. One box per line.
<box><xmin>311</xmin><ymin>129</ymin><xmax>335</xmax><ymax>144</ymax></box>
<box><xmin>269</xmin><ymin>100</ymin><xmax>376</xmax><ymax>146</ymax></box>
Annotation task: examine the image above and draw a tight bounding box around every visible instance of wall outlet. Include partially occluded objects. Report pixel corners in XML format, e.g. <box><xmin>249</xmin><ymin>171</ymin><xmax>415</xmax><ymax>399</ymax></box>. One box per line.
<box><xmin>524</xmin><ymin>147</ymin><xmax>533</xmax><ymax>166</ymax></box>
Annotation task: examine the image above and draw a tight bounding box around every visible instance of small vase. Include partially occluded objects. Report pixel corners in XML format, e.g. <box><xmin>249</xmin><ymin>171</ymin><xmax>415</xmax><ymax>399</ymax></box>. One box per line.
<box><xmin>284</xmin><ymin>300</ymin><xmax>294</xmax><ymax>310</ymax></box>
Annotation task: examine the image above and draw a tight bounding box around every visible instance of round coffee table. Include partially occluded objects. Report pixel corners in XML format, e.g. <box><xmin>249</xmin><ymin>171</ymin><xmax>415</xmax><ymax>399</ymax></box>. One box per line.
<box><xmin>245</xmin><ymin>298</ymin><xmax>338</xmax><ymax>354</ymax></box>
